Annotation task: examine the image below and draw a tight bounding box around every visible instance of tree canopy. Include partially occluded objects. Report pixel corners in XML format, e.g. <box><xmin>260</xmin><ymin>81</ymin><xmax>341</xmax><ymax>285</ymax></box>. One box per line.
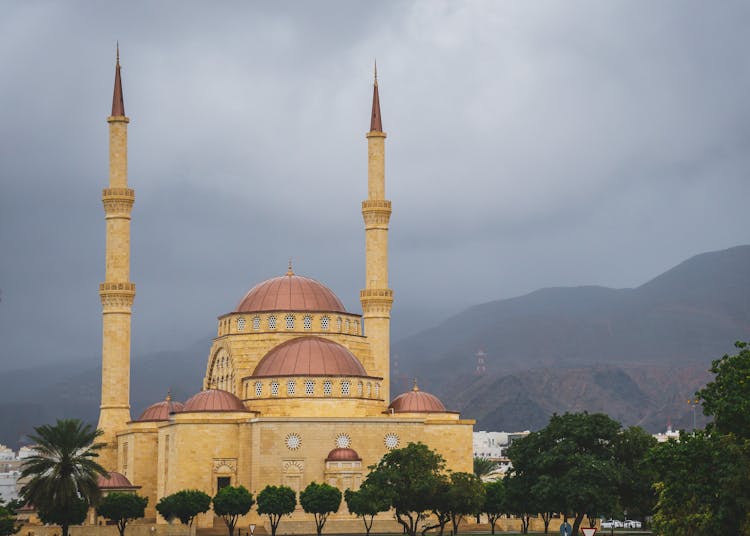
<box><xmin>300</xmin><ymin>482</ymin><xmax>341</xmax><ymax>536</ymax></box>
<box><xmin>20</xmin><ymin>419</ymin><xmax>108</xmax><ymax>536</ymax></box>
<box><xmin>473</xmin><ymin>457</ymin><xmax>499</xmax><ymax>479</ymax></box>
<box><xmin>155</xmin><ymin>490</ymin><xmax>211</xmax><ymax>526</ymax></box>
<box><xmin>213</xmin><ymin>486</ymin><xmax>254</xmax><ymax>536</ymax></box>
<box><xmin>446</xmin><ymin>472</ymin><xmax>485</xmax><ymax>534</ymax></box>
<box><xmin>507</xmin><ymin>412</ymin><xmax>654</xmax><ymax>536</ymax></box>
<box><xmin>256</xmin><ymin>485</ymin><xmax>297</xmax><ymax>536</ymax></box>
<box><xmin>0</xmin><ymin>505</ymin><xmax>21</xmax><ymax>536</ymax></box>
<box><xmin>344</xmin><ymin>484</ymin><xmax>390</xmax><ymax>535</ymax></box>
<box><xmin>698</xmin><ymin>340</ymin><xmax>750</xmax><ymax>439</ymax></box>
<box><xmin>482</xmin><ymin>480</ymin><xmax>506</xmax><ymax>534</ymax></box>
<box><xmin>97</xmin><ymin>493</ymin><xmax>148</xmax><ymax>536</ymax></box>
<box><xmin>649</xmin><ymin>341</ymin><xmax>750</xmax><ymax>535</ymax></box>
<box><xmin>362</xmin><ymin>442</ymin><xmax>447</xmax><ymax>536</ymax></box>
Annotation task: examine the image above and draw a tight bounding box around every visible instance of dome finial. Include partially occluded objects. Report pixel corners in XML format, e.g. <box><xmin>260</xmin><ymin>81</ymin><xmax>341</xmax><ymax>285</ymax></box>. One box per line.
<box><xmin>374</xmin><ymin>59</ymin><xmax>378</xmax><ymax>87</ymax></box>
<box><xmin>165</xmin><ymin>390</ymin><xmax>172</xmax><ymax>402</ymax></box>
<box><xmin>412</xmin><ymin>377</ymin><xmax>420</xmax><ymax>391</ymax></box>
<box><xmin>286</xmin><ymin>258</ymin><xmax>294</xmax><ymax>276</ymax></box>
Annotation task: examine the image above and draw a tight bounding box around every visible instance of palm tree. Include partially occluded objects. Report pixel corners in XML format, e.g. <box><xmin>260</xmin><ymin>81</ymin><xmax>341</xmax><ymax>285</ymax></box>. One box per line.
<box><xmin>473</xmin><ymin>456</ymin><xmax>500</xmax><ymax>480</ymax></box>
<box><xmin>20</xmin><ymin>419</ymin><xmax>109</xmax><ymax>536</ymax></box>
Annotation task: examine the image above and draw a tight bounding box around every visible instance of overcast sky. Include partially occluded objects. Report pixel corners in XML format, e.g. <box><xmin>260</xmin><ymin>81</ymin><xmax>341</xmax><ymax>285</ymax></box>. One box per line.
<box><xmin>1</xmin><ymin>1</ymin><xmax>749</xmax><ymax>368</ymax></box>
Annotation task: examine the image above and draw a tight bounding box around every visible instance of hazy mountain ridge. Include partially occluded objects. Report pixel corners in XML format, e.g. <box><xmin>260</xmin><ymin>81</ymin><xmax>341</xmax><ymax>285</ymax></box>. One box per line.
<box><xmin>1</xmin><ymin>246</ymin><xmax>748</xmax><ymax>449</ymax></box>
<box><xmin>393</xmin><ymin>245</ymin><xmax>750</xmax><ymax>432</ymax></box>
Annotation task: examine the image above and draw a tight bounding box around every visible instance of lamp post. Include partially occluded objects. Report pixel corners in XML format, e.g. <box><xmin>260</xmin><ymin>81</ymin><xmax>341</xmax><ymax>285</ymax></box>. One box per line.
<box><xmin>687</xmin><ymin>399</ymin><xmax>700</xmax><ymax>431</ymax></box>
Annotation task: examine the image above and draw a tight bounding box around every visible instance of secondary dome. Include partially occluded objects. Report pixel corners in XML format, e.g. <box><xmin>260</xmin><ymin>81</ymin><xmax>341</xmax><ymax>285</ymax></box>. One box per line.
<box><xmin>236</xmin><ymin>266</ymin><xmax>347</xmax><ymax>313</ymax></box>
<box><xmin>326</xmin><ymin>447</ymin><xmax>361</xmax><ymax>462</ymax></box>
<box><xmin>182</xmin><ymin>389</ymin><xmax>248</xmax><ymax>413</ymax></box>
<box><xmin>252</xmin><ymin>336</ymin><xmax>367</xmax><ymax>378</ymax></box>
<box><xmin>136</xmin><ymin>395</ymin><xmax>184</xmax><ymax>421</ymax></box>
<box><xmin>98</xmin><ymin>472</ymin><xmax>136</xmax><ymax>490</ymax></box>
<box><xmin>389</xmin><ymin>381</ymin><xmax>447</xmax><ymax>413</ymax></box>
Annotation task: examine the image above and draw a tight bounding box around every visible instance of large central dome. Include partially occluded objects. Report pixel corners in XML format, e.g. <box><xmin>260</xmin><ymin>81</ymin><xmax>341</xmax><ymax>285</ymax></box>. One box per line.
<box><xmin>236</xmin><ymin>270</ymin><xmax>347</xmax><ymax>313</ymax></box>
<box><xmin>252</xmin><ymin>336</ymin><xmax>367</xmax><ymax>377</ymax></box>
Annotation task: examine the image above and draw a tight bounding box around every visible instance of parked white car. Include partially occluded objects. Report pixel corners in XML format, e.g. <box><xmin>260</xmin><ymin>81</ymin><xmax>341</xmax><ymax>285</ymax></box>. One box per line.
<box><xmin>624</xmin><ymin>519</ymin><xmax>642</xmax><ymax>528</ymax></box>
<box><xmin>601</xmin><ymin>519</ymin><xmax>624</xmax><ymax>529</ymax></box>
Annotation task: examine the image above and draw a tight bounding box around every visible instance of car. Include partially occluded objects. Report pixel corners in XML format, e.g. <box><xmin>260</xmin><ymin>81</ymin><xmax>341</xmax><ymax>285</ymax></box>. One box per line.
<box><xmin>601</xmin><ymin>519</ymin><xmax>618</xmax><ymax>529</ymax></box>
<box><xmin>624</xmin><ymin>519</ymin><xmax>642</xmax><ymax>528</ymax></box>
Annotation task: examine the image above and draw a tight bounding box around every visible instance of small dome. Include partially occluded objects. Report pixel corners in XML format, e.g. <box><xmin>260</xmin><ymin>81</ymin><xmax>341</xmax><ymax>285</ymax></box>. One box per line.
<box><xmin>389</xmin><ymin>381</ymin><xmax>447</xmax><ymax>413</ymax></box>
<box><xmin>98</xmin><ymin>472</ymin><xmax>135</xmax><ymax>489</ymax></box>
<box><xmin>236</xmin><ymin>268</ymin><xmax>347</xmax><ymax>314</ymax></box>
<box><xmin>136</xmin><ymin>395</ymin><xmax>184</xmax><ymax>421</ymax></box>
<box><xmin>182</xmin><ymin>389</ymin><xmax>248</xmax><ymax>413</ymax></box>
<box><xmin>252</xmin><ymin>337</ymin><xmax>367</xmax><ymax>378</ymax></box>
<box><xmin>326</xmin><ymin>447</ymin><xmax>361</xmax><ymax>462</ymax></box>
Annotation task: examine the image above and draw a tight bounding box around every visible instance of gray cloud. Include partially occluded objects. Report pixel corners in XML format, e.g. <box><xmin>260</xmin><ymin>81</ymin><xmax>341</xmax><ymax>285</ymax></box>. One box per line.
<box><xmin>1</xmin><ymin>0</ymin><xmax>749</xmax><ymax>367</ymax></box>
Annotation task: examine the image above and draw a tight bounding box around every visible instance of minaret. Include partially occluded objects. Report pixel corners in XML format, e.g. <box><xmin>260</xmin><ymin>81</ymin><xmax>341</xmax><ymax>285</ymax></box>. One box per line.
<box><xmin>360</xmin><ymin>63</ymin><xmax>393</xmax><ymax>400</ymax></box>
<box><xmin>97</xmin><ymin>45</ymin><xmax>135</xmax><ymax>468</ymax></box>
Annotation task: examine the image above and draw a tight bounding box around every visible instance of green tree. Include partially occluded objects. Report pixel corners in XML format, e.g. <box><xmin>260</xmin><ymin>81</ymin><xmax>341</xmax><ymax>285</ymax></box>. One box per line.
<box><xmin>37</xmin><ymin>498</ymin><xmax>88</xmax><ymax>535</ymax></box>
<box><xmin>698</xmin><ymin>341</ymin><xmax>750</xmax><ymax>438</ymax></box>
<box><xmin>213</xmin><ymin>486</ymin><xmax>254</xmax><ymax>536</ymax></box>
<box><xmin>344</xmin><ymin>485</ymin><xmax>390</xmax><ymax>535</ymax></box>
<box><xmin>507</xmin><ymin>412</ymin><xmax>624</xmax><ymax>536</ymax></box>
<box><xmin>256</xmin><ymin>485</ymin><xmax>297</xmax><ymax>536</ymax></box>
<box><xmin>447</xmin><ymin>472</ymin><xmax>485</xmax><ymax>535</ymax></box>
<box><xmin>299</xmin><ymin>482</ymin><xmax>342</xmax><ymax>536</ymax></box>
<box><xmin>155</xmin><ymin>490</ymin><xmax>211</xmax><ymax>526</ymax></box>
<box><xmin>504</xmin><ymin>474</ymin><xmax>532</xmax><ymax>534</ymax></box>
<box><xmin>649</xmin><ymin>431</ymin><xmax>750</xmax><ymax>535</ymax></box>
<box><xmin>19</xmin><ymin>419</ymin><xmax>108</xmax><ymax>536</ymax></box>
<box><xmin>473</xmin><ymin>457</ymin><xmax>499</xmax><ymax>479</ymax></box>
<box><xmin>0</xmin><ymin>504</ymin><xmax>21</xmax><ymax>536</ymax></box>
<box><xmin>482</xmin><ymin>480</ymin><xmax>506</xmax><ymax>534</ymax></box>
<box><xmin>97</xmin><ymin>493</ymin><xmax>148</xmax><ymax>536</ymax></box>
<box><xmin>613</xmin><ymin>426</ymin><xmax>657</xmax><ymax>521</ymax></box>
<box><xmin>362</xmin><ymin>442</ymin><xmax>447</xmax><ymax>536</ymax></box>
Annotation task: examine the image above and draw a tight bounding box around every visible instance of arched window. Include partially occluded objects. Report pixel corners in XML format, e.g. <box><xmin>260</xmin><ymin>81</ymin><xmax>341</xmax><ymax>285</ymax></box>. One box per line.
<box><xmin>285</xmin><ymin>314</ymin><xmax>295</xmax><ymax>330</ymax></box>
<box><xmin>303</xmin><ymin>315</ymin><xmax>312</xmax><ymax>330</ymax></box>
<box><xmin>341</xmin><ymin>381</ymin><xmax>350</xmax><ymax>396</ymax></box>
<box><xmin>366</xmin><ymin>383</ymin><xmax>372</xmax><ymax>397</ymax></box>
<box><xmin>345</xmin><ymin>319</ymin><xmax>350</xmax><ymax>332</ymax></box>
<box><xmin>375</xmin><ymin>383</ymin><xmax>380</xmax><ymax>398</ymax></box>
<box><xmin>321</xmin><ymin>316</ymin><xmax>330</xmax><ymax>330</ymax></box>
<box><xmin>271</xmin><ymin>381</ymin><xmax>279</xmax><ymax>396</ymax></box>
<box><xmin>287</xmin><ymin>380</ymin><xmax>296</xmax><ymax>396</ymax></box>
<box><xmin>253</xmin><ymin>316</ymin><xmax>261</xmax><ymax>330</ymax></box>
<box><xmin>323</xmin><ymin>380</ymin><xmax>333</xmax><ymax>396</ymax></box>
<box><xmin>255</xmin><ymin>381</ymin><xmax>262</xmax><ymax>397</ymax></box>
<box><xmin>336</xmin><ymin>317</ymin><xmax>342</xmax><ymax>332</ymax></box>
<box><xmin>237</xmin><ymin>317</ymin><xmax>246</xmax><ymax>331</ymax></box>
<box><xmin>268</xmin><ymin>315</ymin><xmax>277</xmax><ymax>330</ymax></box>
<box><xmin>357</xmin><ymin>381</ymin><xmax>363</xmax><ymax>397</ymax></box>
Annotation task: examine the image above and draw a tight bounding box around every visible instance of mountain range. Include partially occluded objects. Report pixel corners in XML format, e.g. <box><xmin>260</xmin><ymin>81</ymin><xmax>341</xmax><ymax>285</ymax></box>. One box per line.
<box><xmin>1</xmin><ymin>245</ymin><xmax>748</xmax><ymax>449</ymax></box>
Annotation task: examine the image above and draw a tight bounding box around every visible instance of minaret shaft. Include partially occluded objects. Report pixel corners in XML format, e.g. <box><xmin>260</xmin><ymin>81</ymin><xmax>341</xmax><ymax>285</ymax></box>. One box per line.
<box><xmin>97</xmin><ymin>55</ymin><xmax>134</xmax><ymax>470</ymax></box>
<box><xmin>360</xmin><ymin>76</ymin><xmax>393</xmax><ymax>400</ymax></box>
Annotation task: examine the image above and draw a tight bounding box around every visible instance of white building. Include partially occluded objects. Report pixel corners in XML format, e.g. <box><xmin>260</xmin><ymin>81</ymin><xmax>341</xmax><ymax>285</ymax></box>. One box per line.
<box><xmin>0</xmin><ymin>445</ymin><xmax>25</xmax><ymax>503</ymax></box>
<box><xmin>473</xmin><ymin>430</ymin><xmax>530</xmax><ymax>478</ymax></box>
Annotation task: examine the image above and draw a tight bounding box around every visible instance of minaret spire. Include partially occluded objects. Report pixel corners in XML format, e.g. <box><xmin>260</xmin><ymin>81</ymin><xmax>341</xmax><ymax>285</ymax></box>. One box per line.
<box><xmin>112</xmin><ymin>43</ymin><xmax>125</xmax><ymax>117</ymax></box>
<box><xmin>98</xmin><ymin>47</ymin><xmax>135</xmax><ymax>469</ymax></box>
<box><xmin>370</xmin><ymin>61</ymin><xmax>382</xmax><ymax>132</ymax></box>
<box><xmin>361</xmin><ymin>65</ymin><xmax>392</xmax><ymax>402</ymax></box>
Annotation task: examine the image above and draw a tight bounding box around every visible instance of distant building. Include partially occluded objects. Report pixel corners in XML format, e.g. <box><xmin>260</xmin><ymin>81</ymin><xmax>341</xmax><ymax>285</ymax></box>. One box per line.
<box><xmin>653</xmin><ymin>423</ymin><xmax>680</xmax><ymax>443</ymax></box>
<box><xmin>473</xmin><ymin>430</ymin><xmax>530</xmax><ymax>478</ymax></box>
<box><xmin>0</xmin><ymin>444</ymin><xmax>26</xmax><ymax>502</ymax></box>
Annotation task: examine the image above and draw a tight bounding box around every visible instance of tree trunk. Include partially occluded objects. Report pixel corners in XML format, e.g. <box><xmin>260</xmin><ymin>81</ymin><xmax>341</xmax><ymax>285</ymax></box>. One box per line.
<box><xmin>542</xmin><ymin>512</ymin><xmax>551</xmax><ymax>534</ymax></box>
<box><xmin>452</xmin><ymin>514</ymin><xmax>461</xmax><ymax>535</ymax></box>
<box><xmin>571</xmin><ymin>512</ymin><xmax>585</xmax><ymax>536</ymax></box>
<box><xmin>118</xmin><ymin>521</ymin><xmax>127</xmax><ymax>536</ymax></box>
<box><xmin>62</xmin><ymin>525</ymin><xmax>69</xmax><ymax>536</ymax></box>
<box><xmin>269</xmin><ymin>515</ymin><xmax>280</xmax><ymax>536</ymax></box>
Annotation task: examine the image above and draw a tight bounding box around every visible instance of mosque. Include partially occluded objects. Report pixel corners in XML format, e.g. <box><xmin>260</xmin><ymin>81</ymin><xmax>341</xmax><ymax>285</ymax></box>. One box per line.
<box><xmin>95</xmin><ymin>52</ymin><xmax>474</xmax><ymax>529</ymax></box>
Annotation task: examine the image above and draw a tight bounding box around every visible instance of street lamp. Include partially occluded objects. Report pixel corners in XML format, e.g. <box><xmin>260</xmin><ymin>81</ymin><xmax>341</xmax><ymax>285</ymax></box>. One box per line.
<box><xmin>687</xmin><ymin>399</ymin><xmax>700</xmax><ymax>431</ymax></box>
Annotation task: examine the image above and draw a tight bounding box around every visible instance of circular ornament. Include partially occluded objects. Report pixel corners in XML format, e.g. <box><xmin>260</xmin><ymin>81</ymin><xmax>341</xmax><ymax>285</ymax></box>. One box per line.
<box><xmin>285</xmin><ymin>433</ymin><xmax>302</xmax><ymax>450</ymax></box>
<box><xmin>384</xmin><ymin>433</ymin><xmax>400</xmax><ymax>450</ymax></box>
<box><xmin>335</xmin><ymin>433</ymin><xmax>352</xmax><ymax>449</ymax></box>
